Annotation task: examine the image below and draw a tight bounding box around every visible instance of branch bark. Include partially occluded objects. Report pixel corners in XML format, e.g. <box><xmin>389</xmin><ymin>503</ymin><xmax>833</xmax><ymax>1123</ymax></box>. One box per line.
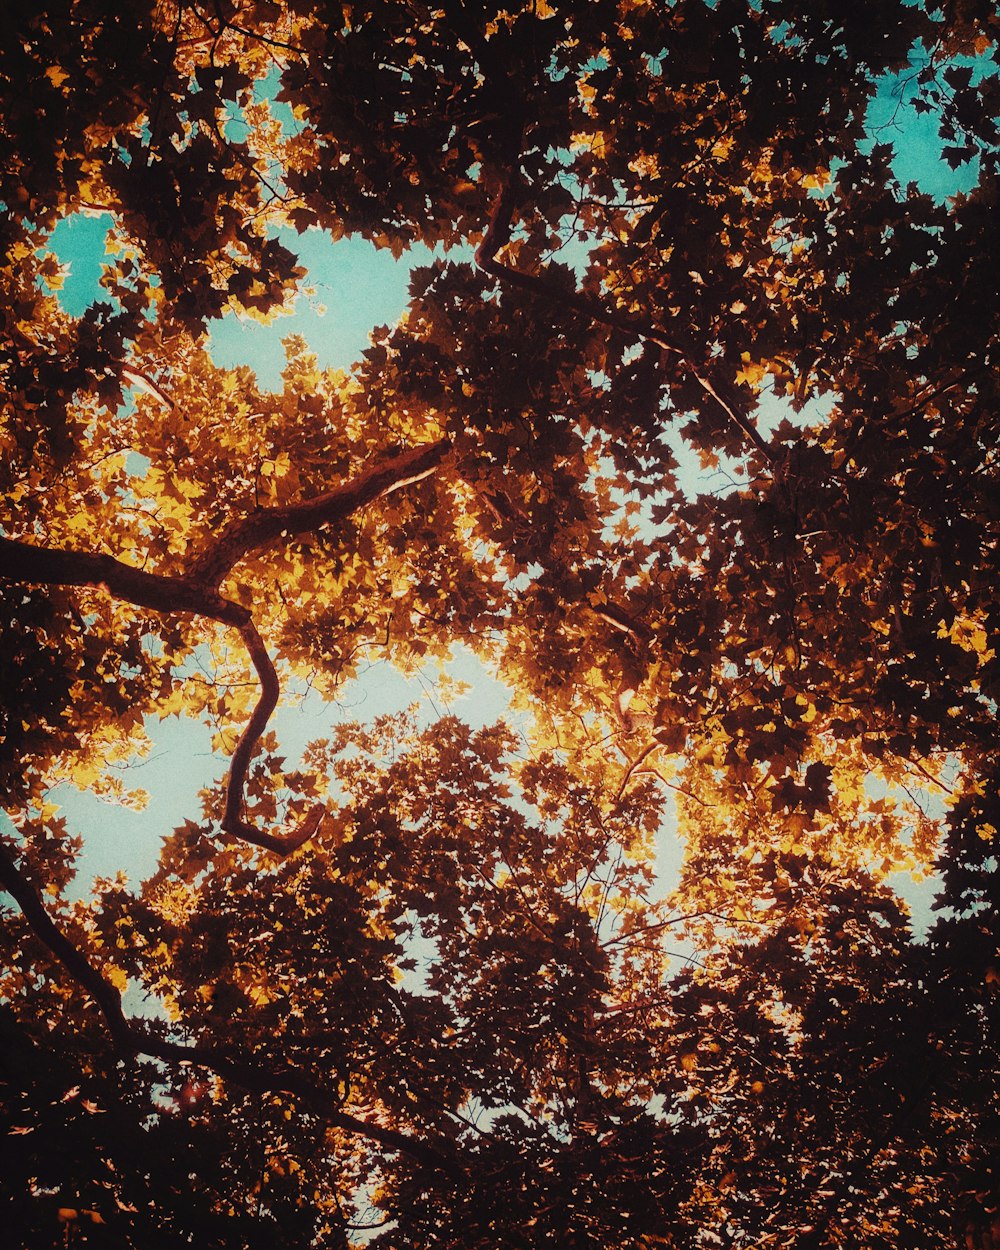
<box><xmin>0</xmin><ymin>537</ymin><xmax>248</xmax><ymax>627</ymax></box>
<box><xmin>221</xmin><ymin>619</ymin><xmax>327</xmax><ymax>854</ymax></box>
<box><xmin>0</xmin><ymin>837</ymin><xmax>458</xmax><ymax>1173</ymax></box>
<box><xmin>121</xmin><ymin>366</ymin><xmax>178</xmax><ymax>410</ymax></box>
<box><xmin>593</xmin><ymin>602</ymin><xmax>656</xmax><ymax>645</ymax></box>
<box><xmin>0</xmin><ymin>439</ymin><xmax>450</xmax><ymax>856</ymax></box>
<box><xmin>189</xmin><ymin>438</ymin><xmax>449</xmax><ymax>587</ymax></box>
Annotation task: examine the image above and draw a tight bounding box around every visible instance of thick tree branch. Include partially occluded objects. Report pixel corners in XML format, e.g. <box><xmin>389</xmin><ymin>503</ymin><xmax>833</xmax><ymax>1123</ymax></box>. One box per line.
<box><xmin>0</xmin><ymin>439</ymin><xmax>449</xmax><ymax>856</ymax></box>
<box><xmin>475</xmin><ymin>177</ymin><xmax>775</xmax><ymax>464</ymax></box>
<box><xmin>140</xmin><ymin>1034</ymin><xmax>457</xmax><ymax>1171</ymax></box>
<box><xmin>0</xmin><ymin>838</ymin><xmax>132</xmax><ymax>1044</ymax></box>
<box><xmin>0</xmin><ymin>837</ymin><xmax>458</xmax><ymax>1173</ymax></box>
<box><xmin>189</xmin><ymin>439</ymin><xmax>450</xmax><ymax>587</ymax></box>
<box><xmin>1</xmin><ymin>441</ymin><xmax>448</xmax><ymax>609</ymax></box>
<box><xmin>0</xmin><ymin>537</ymin><xmax>248</xmax><ymax>627</ymax></box>
<box><xmin>221</xmin><ymin>619</ymin><xmax>327</xmax><ymax>854</ymax></box>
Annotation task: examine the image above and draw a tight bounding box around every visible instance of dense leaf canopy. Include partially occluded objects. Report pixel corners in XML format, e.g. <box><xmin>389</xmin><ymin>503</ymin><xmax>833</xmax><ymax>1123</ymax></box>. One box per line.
<box><xmin>1</xmin><ymin>1</ymin><xmax>999</xmax><ymax>1246</ymax></box>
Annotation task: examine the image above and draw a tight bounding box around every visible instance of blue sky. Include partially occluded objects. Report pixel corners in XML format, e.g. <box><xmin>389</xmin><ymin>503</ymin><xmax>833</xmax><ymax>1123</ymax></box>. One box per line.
<box><xmin>49</xmin><ymin>212</ymin><xmax>431</xmax><ymax>379</ymax></box>
<box><xmin>209</xmin><ymin>229</ymin><xmax>441</xmax><ymax>388</ymax></box>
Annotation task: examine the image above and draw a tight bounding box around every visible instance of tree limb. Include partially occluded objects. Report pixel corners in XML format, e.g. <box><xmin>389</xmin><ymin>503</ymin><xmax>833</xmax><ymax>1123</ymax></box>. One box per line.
<box><xmin>0</xmin><ymin>439</ymin><xmax>450</xmax><ymax>857</ymax></box>
<box><xmin>188</xmin><ymin>438</ymin><xmax>450</xmax><ymax>586</ymax></box>
<box><xmin>0</xmin><ymin>837</ymin><xmax>459</xmax><ymax>1173</ymax></box>
<box><xmin>121</xmin><ymin>366</ymin><xmax>177</xmax><ymax>410</ymax></box>
<box><xmin>614</xmin><ymin>742</ymin><xmax>658</xmax><ymax>804</ymax></box>
<box><xmin>221</xmin><ymin>618</ymin><xmax>327</xmax><ymax>854</ymax></box>
<box><xmin>475</xmin><ymin>176</ymin><xmax>775</xmax><ymax>464</ymax></box>
<box><xmin>0</xmin><ymin>537</ymin><xmax>248</xmax><ymax>627</ymax></box>
<box><xmin>593</xmin><ymin>603</ymin><xmax>656</xmax><ymax>645</ymax></box>
<box><xmin>0</xmin><ymin>838</ymin><xmax>132</xmax><ymax>1044</ymax></box>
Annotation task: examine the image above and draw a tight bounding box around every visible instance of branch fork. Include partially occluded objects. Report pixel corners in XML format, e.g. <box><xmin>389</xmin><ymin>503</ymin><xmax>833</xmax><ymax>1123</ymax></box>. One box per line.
<box><xmin>0</xmin><ymin>439</ymin><xmax>450</xmax><ymax>856</ymax></box>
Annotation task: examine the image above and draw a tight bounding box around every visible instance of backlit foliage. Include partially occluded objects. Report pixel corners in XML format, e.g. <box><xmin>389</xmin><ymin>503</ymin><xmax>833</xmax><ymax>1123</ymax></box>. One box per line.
<box><xmin>1</xmin><ymin>2</ymin><xmax>998</xmax><ymax>1246</ymax></box>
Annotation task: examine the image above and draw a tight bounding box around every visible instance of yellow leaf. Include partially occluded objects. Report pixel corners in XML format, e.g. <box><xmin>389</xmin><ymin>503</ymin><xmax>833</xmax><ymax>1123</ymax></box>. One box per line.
<box><xmin>735</xmin><ymin>353</ymin><xmax>767</xmax><ymax>389</ymax></box>
<box><xmin>46</xmin><ymin>66</ymin><xmax>71</xmax><ymax>88</ymax></box>
<box><xmin>802</xmin><ymin>168</ymin><xmax>832</xmax><ymax>191</ymax></box>
<box><xmin>106</xmin><ymin>966</ymin><xmax>128</xmax><ymax>992</ymax></box>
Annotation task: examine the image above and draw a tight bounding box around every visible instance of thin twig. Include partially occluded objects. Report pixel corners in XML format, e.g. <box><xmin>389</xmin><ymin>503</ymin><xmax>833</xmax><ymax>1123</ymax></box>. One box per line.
<box><xmin>475</xmin><ymin>173</ymin><xmax>775</xmax><ymax>464</ymax></box>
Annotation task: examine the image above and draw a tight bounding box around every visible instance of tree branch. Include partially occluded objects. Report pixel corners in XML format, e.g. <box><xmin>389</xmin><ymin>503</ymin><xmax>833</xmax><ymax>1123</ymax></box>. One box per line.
<box><xmin>614</xmin><ymin>741</ymin><xmax>658</xmax><ymax>804</ymax></box>
<box><xmin>475</xmin><ymin>176</ymin><xmax>775</xmax><ymax>464</ymax></box>
<box><xmin>593</xmin><ymin>603</ymin><xmax>656</xmax><ymax>645</ymax></box>
<box><xmin>0</xmin><ymin>837</ymin><xmax>458</xmax><ymax>1173</ymax></box>
<box><xmin>121</xmin><ymin>366</ymin><xmax>177</xmax><ymax>410</ymax></box>
<box><xmin>221</xmin><ymin>618</ymin><xmax>327</xmax><ymax>854</ymax></box>
<box><xmin>0</xmin><ymin>439</ymin><xmax>449</xmax><ymax>857</ymax></box>
<box><xmin>0</xmin><ymin>537</ymin><xmax>248</xmax><ymax>627</ymax></box>
<box><xmin>0</xmin><ymin>837</ymin><xmax>132</xmax><ymax>1044</ymax></box>
<box><xmin>188</xmin><ymin>438</ymin><xmax>450</xmax><ymax>586</ymax></box>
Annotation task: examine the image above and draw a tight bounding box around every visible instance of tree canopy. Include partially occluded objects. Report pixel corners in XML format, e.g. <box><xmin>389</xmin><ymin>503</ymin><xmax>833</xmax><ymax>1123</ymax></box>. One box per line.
<box><xmin>1</xmin><ymin>1</ymin><xmax>998</xmax><ymax>1246</ymax></box>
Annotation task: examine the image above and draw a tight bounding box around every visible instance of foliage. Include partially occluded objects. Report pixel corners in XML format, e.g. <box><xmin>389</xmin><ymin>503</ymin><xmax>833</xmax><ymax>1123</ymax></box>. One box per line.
<box><xmin>1</xmin><ymin>1</ymin><xmax>999</xmax><ymax>1246</ymax></box>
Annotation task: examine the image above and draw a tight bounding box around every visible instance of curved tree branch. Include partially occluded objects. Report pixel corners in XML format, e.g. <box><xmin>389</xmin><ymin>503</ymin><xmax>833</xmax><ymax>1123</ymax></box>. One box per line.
<box><xmin>189</xmin><ymin>438</ymin><xmax>450</xmax><ymax>587</ymax></box>
<box><xmin>0</xmin><ymin>439</ymin><xmax>450</xmax><ymax>856</ymax></box>
<box><xmin>221</xmin><ymin>618</ymin><xmax>327</xmax><ymax>854</ymax></box>
<box><xmin>0</xmin><ymin>837</ymin><xmax>459</xmax><ymax>1173</ymax></box>
<box><xmin>614</xmin><ymin>741</ymin><xmax>659</xmax><ymax>805</ymax></box>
